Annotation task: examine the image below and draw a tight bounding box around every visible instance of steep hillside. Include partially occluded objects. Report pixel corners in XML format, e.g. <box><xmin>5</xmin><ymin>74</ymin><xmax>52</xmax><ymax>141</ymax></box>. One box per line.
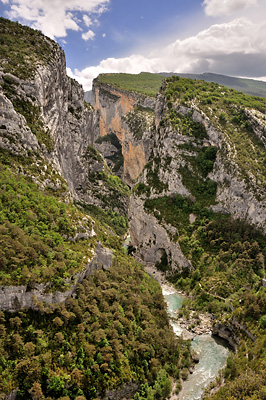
<box><xmin>129</xmin><ymin>76</ymin><xmax>266</xmax><ymax>399</ymax></box>
<box><xmin>0</xmin><ymin>19</ymin><xmax>194</xmax><ymax>400</ymax></box>
<box><xmin>90</xmin><ymin>71</ymin><xmax>266</xmax><ymax>399</ymax></box>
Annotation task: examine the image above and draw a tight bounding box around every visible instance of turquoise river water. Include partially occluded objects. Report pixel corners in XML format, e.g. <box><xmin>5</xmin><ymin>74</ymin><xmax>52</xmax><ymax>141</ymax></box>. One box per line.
<box><xmin>162</xmin><ymin>287</ymin><xmax>230</xmax><ymax>400</ymax></box>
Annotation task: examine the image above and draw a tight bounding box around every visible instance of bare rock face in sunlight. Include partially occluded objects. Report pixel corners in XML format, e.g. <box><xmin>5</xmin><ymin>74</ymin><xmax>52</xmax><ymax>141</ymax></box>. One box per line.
<box><xmin>91</xmin><ymin>78</ymin><xmax>156</xmax><ymax>185</ymax></box>
<box><xmin>0</xmin><ymin>40</ymin><xmax>129</xmax><ymax>214</ymax></box>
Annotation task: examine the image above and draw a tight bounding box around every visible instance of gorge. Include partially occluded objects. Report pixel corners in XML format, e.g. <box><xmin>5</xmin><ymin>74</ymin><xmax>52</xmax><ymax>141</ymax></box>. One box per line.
<box><xmin>1</xmin><ymin>17</ymin><xmax>266</xmax><ymax>400</ymax></box>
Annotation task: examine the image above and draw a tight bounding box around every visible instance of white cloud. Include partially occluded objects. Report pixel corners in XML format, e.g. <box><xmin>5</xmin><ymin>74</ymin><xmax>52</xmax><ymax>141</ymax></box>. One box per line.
<box><xmin>203</xmin><ymin>0</ymin><xmax>257</xmax><ymax>17</ymax></box>
<box><xmin>83</xmin><ymin>15</ymin><xmax>92</xmax><ymax>27</ymax></box>
<box><xmin>82</xmin><ymin>29</ymin><xmax>95</xmax><ymax>41</ymax></box>
<box><xmin>102</xmin><ymin>33</ymin><xmax>106</xmax><ymax>38</ymax></box>
<box><xmin>5</xmin><ymin>0</ymin><xmax>109</xmax><ymax>38</ymax></box>
<box><xmin>69</xmin><ymin>17</ymin><xmax>266</xmax><ymax>91</ymax></box>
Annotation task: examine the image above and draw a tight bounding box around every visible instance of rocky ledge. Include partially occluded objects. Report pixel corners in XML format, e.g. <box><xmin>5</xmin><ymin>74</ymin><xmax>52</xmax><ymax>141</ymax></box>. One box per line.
<box><xmin>0</xmin><ymin>242</ymin><xmax>113</xmax><ymax>312</ymax></box>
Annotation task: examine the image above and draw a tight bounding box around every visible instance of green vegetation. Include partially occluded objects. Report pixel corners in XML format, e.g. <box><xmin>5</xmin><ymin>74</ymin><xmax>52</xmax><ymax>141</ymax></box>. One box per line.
<box><xmin>145</xmin><ymin>189</ymin><xmax>266</xmax><ymax>398</ymax></box>
<box><xmin>0</xmin><ymin>164</ymin><xmax>95</xmax><ymax>287</ymax></box>
<box><xmin>123</xmin><ymin>106</ymin><xmax>154</xmax><ymax>140</ymax></box>
<box><xmin>144</xmin><ymin>158</ymin><xmax>169</xmax><ymax>194</ymax></box>
<box><xmin>165</xmin><ymin>109</ymin><xmax>208</xmax><ymax>140</ymax></box>
<box><xmin>0</xmin><ymin>149</ymin><xmax>68</xmax><ymax>196</ymax></box>
<box><xmin>161</xmin><ymin>72</ymin><xmax>266</xmax><ymax>99</ymax></box>
<box><xmin>163</xmin><ymin>76</ymin><xmax>266</xmax><ymax>192</ymax></box>
<box><xmin>78</xmin><ymin>203</ymin><xmax>128</xmax><ymax>237</ymax></box>
<box><xmin>0</xmin><ymin>17</ymin><xmax>57</xmax><ymax>79</ymax></box>
<box><xmin>0</xmin><ymin>256</ymin><xmax>193</xmax><ymax>399</ymax></box>
<box><xmin>87</xmin><ymin>170</ymin><xmax>130</xmax><ymax>209</ymax></box>
<box><xmin>97</xmin><ymin>72</ymin><xmax>164</xmax><ymax>97</ymax></box>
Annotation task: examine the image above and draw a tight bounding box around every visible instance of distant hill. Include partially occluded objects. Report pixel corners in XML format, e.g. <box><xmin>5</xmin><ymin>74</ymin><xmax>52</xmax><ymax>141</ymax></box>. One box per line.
<box><xmin>93</xmin><ymin>72</ymin><xmax>266</xmax><ymax>99</ymax></box>
<box><xmin>96</xmin><ymin>72</ymin><xmax>165</xmax><ymax>97</ymax></box>
<box><xmin>160</xmin><ymin>72</ymin><xmax>266</xmax><ymax>98</ymax></box>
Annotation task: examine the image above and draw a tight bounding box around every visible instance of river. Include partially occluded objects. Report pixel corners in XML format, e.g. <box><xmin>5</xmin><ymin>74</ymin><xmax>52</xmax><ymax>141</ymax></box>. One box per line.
<box><xmin>162</xmin><ymin>286</ymin><xmax>230</xmax><ymax>400</ymax></box>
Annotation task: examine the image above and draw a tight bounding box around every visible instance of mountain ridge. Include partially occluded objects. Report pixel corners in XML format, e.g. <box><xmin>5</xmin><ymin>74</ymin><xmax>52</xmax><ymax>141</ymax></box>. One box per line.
<box><xmin>160</xmin><ymin>71</ymin><xmax>266</xmax><ymax>98</ymax></box>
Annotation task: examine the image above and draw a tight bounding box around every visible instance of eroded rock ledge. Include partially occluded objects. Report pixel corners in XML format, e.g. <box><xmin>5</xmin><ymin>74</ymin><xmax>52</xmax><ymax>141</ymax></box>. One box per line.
<box><xmin>0</xmin><ymin>242</ymin><xmax>113</xmax><ymax>312</ymax></box>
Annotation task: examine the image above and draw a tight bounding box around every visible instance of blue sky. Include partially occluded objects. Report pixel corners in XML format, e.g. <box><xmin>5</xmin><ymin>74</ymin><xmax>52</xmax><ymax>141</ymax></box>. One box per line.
<box><xmin>1</xmin><ymin>0</ymin><xmax>266</xmax><ymax>90</ymax></box>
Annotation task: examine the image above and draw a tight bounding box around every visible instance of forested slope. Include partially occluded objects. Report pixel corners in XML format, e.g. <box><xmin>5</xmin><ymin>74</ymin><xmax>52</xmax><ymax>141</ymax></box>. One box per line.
<box><xmin>0</xmin><ymin>18</ymin><xmax>193</xmax><ymax>400</ymax></box>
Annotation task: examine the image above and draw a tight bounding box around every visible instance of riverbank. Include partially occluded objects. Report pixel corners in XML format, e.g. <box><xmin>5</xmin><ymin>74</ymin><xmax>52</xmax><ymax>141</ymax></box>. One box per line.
<box><xmin>163</xmin><ymin>289</ymin><xmax>229</xmax><ymax>400</ymax></box>
<box><xmin>144</xmin><ymin>263</ymin><xmax>213</xmax><ymax>338</ymax></box>
<box><xmin>145</xmin><ymin>264</ymin><xmax>230</xmax><ymax>400</ymax></box>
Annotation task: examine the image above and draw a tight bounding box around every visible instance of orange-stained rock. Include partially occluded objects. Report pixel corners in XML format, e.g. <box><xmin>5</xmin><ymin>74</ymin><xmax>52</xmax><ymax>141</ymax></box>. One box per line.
<box><xmin>92</xmin><ymin>80</ymin><xmax>155</xmax><ymax>185</ymax></box>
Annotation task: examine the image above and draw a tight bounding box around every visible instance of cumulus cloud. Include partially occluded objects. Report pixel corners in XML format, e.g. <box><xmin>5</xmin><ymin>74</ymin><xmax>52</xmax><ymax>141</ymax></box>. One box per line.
<box><xmin>83</xmin><ymin>15</ymin><xmax>92</xmax><ymax>27</ymax></box>
<box><xmin>4</xmin><ymin>0</ymin><xmax>109</xmax><ymax>38</ymax></box>
<box><xmin>70</xmin><ymin>17</ymin><xmax>266</xmax><ymax>90</ymax></box>
<box><xmin>82</xmin><ymin>29</ymin><xmax>95</xmax><ymax>41</ymax></box>
<box><xmin>203</xmin><ymin>0</ymin><xmax>258</xmax><ymax>17</ymax></box>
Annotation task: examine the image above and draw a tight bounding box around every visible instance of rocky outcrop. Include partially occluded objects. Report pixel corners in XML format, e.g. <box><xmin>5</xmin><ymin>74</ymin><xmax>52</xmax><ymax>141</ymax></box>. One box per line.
<box><xmin>129</xmin><ymin>195</ymin><xmax>192</xmax><ymax>272</ymax></box>
<box><xmin>99</xmin><ymin>382</ymin><xmax>139</xmax><ymax>400</ymax></box>
<box><xmin>212</xmin><ymin>322</ymin><xmax>239</xmax><ymax>351</ymax></box>
<box><xmin>210</xmin><ymin>151</ymin><xmax>266</xmax><ymax>232</ymax></box>
<box><xmin>92</xmin><ymin>79</ymin><xmax>155</xmax><ymax>185</ymax></box>
<box><xmin>1</xmin><ymin>388</ymin><xmax>18</xmax><ymax>400</ymax></box>
<box><xmin>144</xmin><ymin>94</ymin><xmax>266</xmax><ymax>232</ymax></box>
<box><xmin>0</xmin><ymin>92</ymin><xmax>40</xmax><ymax>155</ymax></box>
<box><xmin>212</xmin><ymin>317</ymin><xmax>256</xmax><ymax>351</ymax></box>
<box><xmin>0</xmin><ymin>40</ymin><xmax>129</xmax><ymax>214</ymax></box>
<box><xmin>0</xmin><ymin>243</ymin><xmax>113</xmax><ymax>312</ymax></box>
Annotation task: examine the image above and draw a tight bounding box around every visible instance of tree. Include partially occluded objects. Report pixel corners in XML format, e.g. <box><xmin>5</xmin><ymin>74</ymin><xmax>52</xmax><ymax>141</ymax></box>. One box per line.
<box><xmin>29</xmin><ymin>382</ymin><xmax>44</xmax><ymax>400</ymax></box>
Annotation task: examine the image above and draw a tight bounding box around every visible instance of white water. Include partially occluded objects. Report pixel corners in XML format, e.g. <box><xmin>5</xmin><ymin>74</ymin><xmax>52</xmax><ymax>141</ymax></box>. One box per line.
<box><xmin>163</xmin><ymin>288</ymin><xmax>229</xmax><ymax>400</ymax></box>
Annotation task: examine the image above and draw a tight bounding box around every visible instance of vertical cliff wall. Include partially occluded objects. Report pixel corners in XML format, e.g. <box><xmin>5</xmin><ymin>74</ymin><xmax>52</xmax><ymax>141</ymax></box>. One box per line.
<box><xmin>91</xmin><ymin>78</ymin><xmax>156</xmax><ymax>185</ymax></box>
<box><xmin>0</xmin><ymin>27</ymin><xmax>129</xmax><ymax>214</ymax></box>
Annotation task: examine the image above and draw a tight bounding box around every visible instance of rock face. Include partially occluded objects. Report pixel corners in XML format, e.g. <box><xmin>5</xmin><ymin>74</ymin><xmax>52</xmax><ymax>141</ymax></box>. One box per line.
<box><xmin>91</xmin><ymin>79</ymin><xmax>155</xmax><ymax>185</ymax></box>
<box><xmin>130</xmin><ymin>88</ymin><xmax>266</xmax><ymax>271</ymax></box>
<box><xmin>212</xmin><ymin>322</ymin><xmax>240</xmax><ymax>351</ymax></box>
<box><xmin>91</xmin><ymin>76</ymin><xmax>266</xmax><ymax>272</ymax></box>
<box><xmin>129</xmin><ymin>195</ymin><xmax>192</xmax><ymax>272</ymax></box>
<box><xmin>0</xmin><ymin>243</ymin><xmax>113</xmax><ymax>312</ymax></box>
<box><xmin>0</xmin><ymin>40</ymin><xmax>128</xmax><ymax>214</ymax></box>
<box><xmin>99</xmin><ymin>382</ymin><xmax>139</xmax><ymax>400</ymax></box>
<box><xmin>1</xmin><ymin>46</ymin><xmax>94</xmax><ymax>191</ymax></box>
<box><xmin>0</xmin><ymin>92</ymin><xmax>39</xmax><ymax>154</ymax></box>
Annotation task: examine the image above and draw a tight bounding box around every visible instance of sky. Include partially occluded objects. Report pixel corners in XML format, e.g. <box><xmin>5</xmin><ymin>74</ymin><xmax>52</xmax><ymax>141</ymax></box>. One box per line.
<box><xmin>0</xmin><ymin>0</ymin><xmax>266</xmax><ymax>91</ymax></box>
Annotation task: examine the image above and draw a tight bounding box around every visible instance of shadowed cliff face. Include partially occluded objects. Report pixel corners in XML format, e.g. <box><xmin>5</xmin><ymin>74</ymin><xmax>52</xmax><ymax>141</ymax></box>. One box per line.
<box><xmin>92</xmin><ymin>79</ymin><xmax>156</xmax><ymax>185</ymax></box>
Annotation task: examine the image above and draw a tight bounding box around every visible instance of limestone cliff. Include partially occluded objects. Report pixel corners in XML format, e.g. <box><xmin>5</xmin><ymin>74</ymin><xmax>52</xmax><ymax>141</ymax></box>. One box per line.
<box><xmin>91</xmin><ymin>77</ymin><xmax>156</xmax><ymax>185</ymax></box>
<box><xmin>152</xmin><ymin>87</ymin><xmax>266</xmax><ymax>232</ymax></box>
<box><xmin>0</xmin><ymin>20</ymin><xmax>129</xmax><ymax>215</ymax></box>
<box><xmin>126</xmin><ymin>77</ymin><xmax>266</xmax><ymax>273</ymax></box>
<box><xmin>88</xmin><ymin>74</ymin><xmax>266</xmax><ymax>274</ymax></box>
<box><xmin>129</xmin><ymin>194</ymin><xmax>192</xmax><ymax>273</ymax></box>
